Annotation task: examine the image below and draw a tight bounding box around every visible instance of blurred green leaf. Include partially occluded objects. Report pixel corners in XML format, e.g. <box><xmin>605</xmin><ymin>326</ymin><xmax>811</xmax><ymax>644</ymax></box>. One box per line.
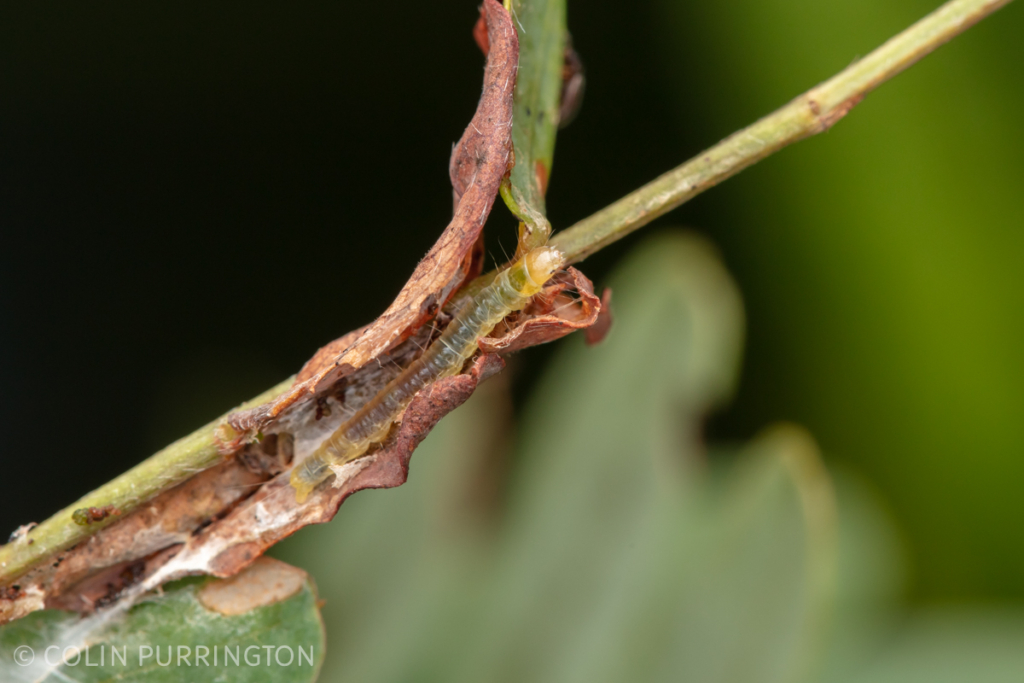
<box><xmin>633</xmin><ymin>426</ymin><xmax>836</xmax><ymax>683</ymax></box>
<box><xmin>833</xmin><ymin>609</ymin><xmax>1024</xmax><ymax>683</ymax></box>
<box><xmin>449</xmin><ymin>231</ymin><xmax>747</xmax><ymax>682</ymax></box>
<box><xmin>818</xmin><ymin>471</ymin><xmax>1024</xmax><ymax>683</ymax></box>
<box><xmin>449</xmin><ymin>234</ymin><xmax>836</xmax><ymax>683</ymax></box>
<box><xmin>817</xmin><ymin>468</ymin><xmax>909</xmax><ymax>681</ymax></box>
<box><xmin>0</xmin><ymin>558</ymin><xmax>324</xmax><ymax>683</ymax></box>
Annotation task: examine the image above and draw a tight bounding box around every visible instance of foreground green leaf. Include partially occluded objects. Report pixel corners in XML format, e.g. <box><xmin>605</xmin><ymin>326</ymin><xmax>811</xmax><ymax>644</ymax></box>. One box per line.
<box><xmin>0</xmin><ymin>558</ymin><xmax>324</xmax><ymax>683</ymax></box>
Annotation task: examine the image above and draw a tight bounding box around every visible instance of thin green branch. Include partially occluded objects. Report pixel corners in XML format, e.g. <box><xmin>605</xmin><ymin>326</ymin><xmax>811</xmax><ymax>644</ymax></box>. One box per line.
<box><xmin>0</xmin><ymin>379</ymin><xmax>293</xmax><ymax>583</ymax></box>
<box><xmin>0</xmin><ymin>0</ymin><xmax>1013</xmax><ymax>586</ymax></box>
<box><xmin>549</xmin><ymin>0</ymin><xmax>1014</xmax><ymax>263</ymax></box>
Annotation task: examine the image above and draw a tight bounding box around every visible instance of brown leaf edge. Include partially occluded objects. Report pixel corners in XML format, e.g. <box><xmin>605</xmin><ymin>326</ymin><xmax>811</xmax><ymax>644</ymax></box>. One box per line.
<box><xmin>478</xmin><ymin>266</ymin><xmax>609</xmax><ymax>353</ymax></box>
<box><xmin>585</xmin><ymin>287</ymin><xmax>613</xmax><ymax>346</ymax></box>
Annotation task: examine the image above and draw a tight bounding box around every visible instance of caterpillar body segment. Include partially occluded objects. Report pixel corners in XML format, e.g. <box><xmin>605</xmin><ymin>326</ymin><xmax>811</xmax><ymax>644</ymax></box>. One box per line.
<box><xmin>290</xmin><ymin>246</ymin><xmax>564</xmax><ymax>502</ymax></box>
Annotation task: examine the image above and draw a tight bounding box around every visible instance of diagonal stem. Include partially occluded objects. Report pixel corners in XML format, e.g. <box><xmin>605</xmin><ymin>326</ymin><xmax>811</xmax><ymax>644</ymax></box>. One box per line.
<box><xmin>549</xmin><ymin>0</ymin><xmax>1014</xmax><ymax>263</ymax></box>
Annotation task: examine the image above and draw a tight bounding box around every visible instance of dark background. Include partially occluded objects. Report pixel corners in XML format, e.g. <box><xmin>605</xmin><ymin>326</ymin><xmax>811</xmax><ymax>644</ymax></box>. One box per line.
<box><xmin>2</xmin><ymin>0</ymin><xmax>1022</xmax><ymax>603</ymax></box>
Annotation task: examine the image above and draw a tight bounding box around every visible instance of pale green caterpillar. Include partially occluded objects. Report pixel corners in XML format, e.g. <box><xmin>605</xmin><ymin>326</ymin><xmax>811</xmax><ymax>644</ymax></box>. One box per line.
<box><xmin>290</xmin><ymin>246</ymin><xmax>564</xmax><ymax>502</ymax></box>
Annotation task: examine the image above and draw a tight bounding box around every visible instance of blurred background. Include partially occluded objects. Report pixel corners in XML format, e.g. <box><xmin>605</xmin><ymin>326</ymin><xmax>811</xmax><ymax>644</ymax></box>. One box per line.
<box><xmin>2</xmin><ymin>0</ymin><xmax>1023</xmax><ymax>680</ymax></box>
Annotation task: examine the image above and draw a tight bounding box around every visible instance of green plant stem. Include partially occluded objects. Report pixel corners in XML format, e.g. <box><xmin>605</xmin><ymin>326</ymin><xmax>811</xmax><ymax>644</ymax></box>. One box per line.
<box><xmin>549</xmin><ymin>0</ymin><xmax>1014</xmax><ymax>263</ymax></box>
<box><xmin>0</xmin><ymin>0</ymin><xmax>1012</xmax><ymax>586</ymax></box>
<box><xmin>0</xmin><ymin>379</ymin><xmax>293</xmax><ymax>584</ymax></box>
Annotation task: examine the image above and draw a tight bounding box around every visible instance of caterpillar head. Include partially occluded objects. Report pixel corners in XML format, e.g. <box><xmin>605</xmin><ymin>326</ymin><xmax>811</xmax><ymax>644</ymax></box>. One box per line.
<box><xmin>520</xmin><ymin>247</ymin><xmax>564</xmax><ymax>296</ymax></box>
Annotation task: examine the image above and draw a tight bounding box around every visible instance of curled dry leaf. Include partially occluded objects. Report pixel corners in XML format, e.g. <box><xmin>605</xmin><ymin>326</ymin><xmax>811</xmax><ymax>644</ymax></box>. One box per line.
<box><xmin>0</xmin><ymin>460</ymin><xmax>271</xmax><ymax>623</ymax></box>
<box><xmin>479</xmin><ymin>267</ymin><xmax>607</xmax><ymax>353</ymax></box>
<box><xmin>3</xmin><ymin>355</ymin><xmax>504</xmax><ymax>620</ymax></box>
<box><xmin>224</xmin><ymin>0</ymin><xmax>519</xmax><ymax>442</ymax></box>
<box><xmin>149</xmin><ymin>354</ymin><xmax>505</xmax><ymax>589</ymax></box>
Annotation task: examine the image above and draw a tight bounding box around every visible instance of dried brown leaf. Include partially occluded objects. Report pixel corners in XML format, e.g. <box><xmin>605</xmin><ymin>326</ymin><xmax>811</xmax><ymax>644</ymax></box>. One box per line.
<box><xmin>142</xmin><ymin>355</ymin><xmax>503</xmax><ymax>585</ymax></box>
<box><xmin>0</xmin><ymin>460</ymin><xmax>269</xmax><ymax>620</ymax></box>
<box><xmin>7</xmin><ymin>352</ymin><xmax>503</xmax><ymax>619</ymax></box>
<box><xmin>224</xmin><ymin>0</ymin><xmax>518</xmax><ymax>442</ymax></box>
<box><xmin>478</xmin><ymin>266</ymin><xmax>604</xmax><ymax>353</ymax></box>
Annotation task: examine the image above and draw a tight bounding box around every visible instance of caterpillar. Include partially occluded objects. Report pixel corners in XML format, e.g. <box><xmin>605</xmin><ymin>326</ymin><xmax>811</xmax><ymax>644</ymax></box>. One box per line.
<box><xmin>290</xmin><ymin>245</ymin><xmax>564</xmax><ymax>502</ymax></box>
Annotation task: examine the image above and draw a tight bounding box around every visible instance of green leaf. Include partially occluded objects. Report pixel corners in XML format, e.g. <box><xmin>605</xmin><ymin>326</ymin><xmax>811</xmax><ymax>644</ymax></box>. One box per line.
<box><xmin>816</xmin><ymin>471</ymin><xmax>1024</xmax><ymax>682</ymax></box>
<box><xmin>830</xmin><ymin>610</ymin><xmax>1024</xmax><ymax>683</ymax></box>
<box><xmin>817</xmin><ymin>468</ymin><xmax>909</xmax><ymax>680</ymax></box>
<box><xmin>624</xmin><ymin>426</ymin><xmax>836</xmax><ymax>683</ymax></box>
<box><xmin>447</xmin><ymin>232</ymin><xmax>835</xmax><ymax>683</ymax></box>
<box><xmin>0</xmin><ymin>558</ymin><xmax>324</xmax><ymax>683</ymax></box>
<box><xmin>500</xmin><ymin>0</ymin><xmax>566</xmax><ymax>249</ymax></box>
